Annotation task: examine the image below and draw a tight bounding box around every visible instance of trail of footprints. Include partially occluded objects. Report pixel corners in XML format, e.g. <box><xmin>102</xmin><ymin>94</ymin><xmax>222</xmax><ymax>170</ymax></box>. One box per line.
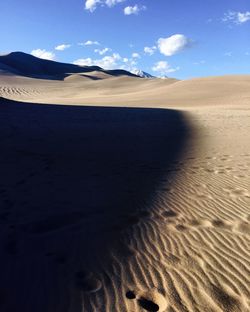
<box><xmin>125</xmin><ymin>288</ymin><xmax>167</xmax><ymax>312</ymax></box>
<box><xmin>0</xmin><ymin>151</ymin><xmax>249</xmax><ymax>311</ymax></box>
<box><xmin>161</xmin><ymin>208</ymin><xmax>250</xmax><ymax>234</ymax></box>
<box><xmin>186</xmin><ymin>153</ymin><xmax>250</xmax><ymax>178</ymax></box>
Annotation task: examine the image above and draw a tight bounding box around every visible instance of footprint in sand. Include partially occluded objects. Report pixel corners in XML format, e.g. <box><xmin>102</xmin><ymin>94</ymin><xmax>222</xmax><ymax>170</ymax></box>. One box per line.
<box><xmin>126</xmin><ymin>288</ymin><xmax>167</xmax><ymax>312</ymax></box>
<box><xmin>175</xmin><ymin>224</ymin><xmax>188</xmax><ymax>232</ymax></box>
<box><xmin>161</xmin><ymin>209</ymin><xmax>177</xmax><ymax>218</ymax></box>
<box><xmin>75</xmin><ymin>271</ymin><xmax>102</xmax><ymax>293</ymax></box>
<box><xmin>211</xmin><ymin>219</ymin><xmax>232</xmax><ymax>230</ymax></box>
<box><xmin>126</xmin><ymin>290</ymin><xmax>136</xmax><ymax>299</ymax></box>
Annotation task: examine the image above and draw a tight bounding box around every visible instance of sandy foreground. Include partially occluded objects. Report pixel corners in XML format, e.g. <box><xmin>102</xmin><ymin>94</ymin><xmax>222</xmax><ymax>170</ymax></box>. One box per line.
<box><xmin>0</xmin><ymin>72</ymin><xmax>249</xmax><ymax>312</ymax></box>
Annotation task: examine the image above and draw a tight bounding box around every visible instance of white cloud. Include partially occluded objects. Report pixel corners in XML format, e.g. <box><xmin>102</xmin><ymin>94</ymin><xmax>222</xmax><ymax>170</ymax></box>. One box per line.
<box><xmin>119</xmin><ymin>58</ymin><xmax>138</xmax><ymax>72</ymax></box>
<box><xmin>73</xmin><ymin>52</ymin><xmax>140</xmax><ymax>72</ymax></box>
<box><xmin>158</xmin><ymin>34</ymin><xmax>191</xmax><ymax>56</ymax></box>
<box><xmin>105</xmin><ymin>0</ymin><xmax>125</xmax><ymax>7</ymax></box>
<box><xmin>132</xmin><ymin>52</ymin><xmax>140</xmax><ymax>58</ymax></box>
<box><xmin>222</xmin><ymin>11</ymin><xmax>250</xmax><ymax>24</ymax></box>
<box><xmin>224</xmin><ymin>51</ymin><xmax>232</xmax><ymax>57</ymax></box>
<box><xmin>74</xmin><ymin>57</ymin><xmax>93</xmax><ymax>66</ymax></box>
<box><xmin>85</xmin><ymin>0</ymin><xmax>125</xmax><ymax>12</ymax></box>
<box><xmin>85</xmin><ymin>0</ymin><xmax>101</xmax><ymax>12</ymax></box>
<box><xmin>55</xmin><ymin>44</ymin><xmax>71</xmax><ymax>51</ymax></box>
<box><xmin>152</xmin><ymin>61</ymin><xmax>179</xmax><ymax>76</ymax></box>
<box><xmin>94</xmin><ymin>47</ymin><xmax>111</xmax><ymax>55</ymax></box>
<box><xmin>74</xmin><ymin>53</ymin><xmax>121</xmax><ymax>69</ymax></box>
<box><xmin>79</xmin><ymin>40</ymin><xmax>100</xmax><ymax>46</ymax></box>
<box><xmin>31</xmin><ymin>49</ymin><xmax>55</xmax><ymax>60</ymax></box>
<box><xmin>144</xmin><ymin>46</ymin><xmax>156</xmax><ymax>56</ymax></box>
<box><xmin>238</xmin><ymin>12</ymin><xmax>250</xmax><ymax>23</ymax></box>
<box><xmin>124</xmin><ymin>5</ymin><xmax>146</xmax><ymax>15</ymax></box>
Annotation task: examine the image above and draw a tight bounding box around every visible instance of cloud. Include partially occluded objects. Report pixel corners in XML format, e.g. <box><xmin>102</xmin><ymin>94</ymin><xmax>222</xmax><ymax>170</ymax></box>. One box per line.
<box><xmin>55</xmin><ymin>44</ymin><xmax>71</xmax><ymax>51</ymax></box>
<box><xmin>74</xmin><ymin>53</ymin><xmax>121</xmax><ymax>69</ymax></box>
<box><xmin>132</xmin><ymin>52</ymin><xmax>140</xmax><ymax>58</ymax></box>
<box><xmin>85</xmin><ymin>0</ymin><xmax>125</xmax><ymax>12</ymax></box>
<box><xmin>124</xmin><ymin>5</ymin><xmax>146</xmax><ymax>15</ymax></box>
<box><xmin>144</xmin><ymin>46</ymin><xmax>157</xmax><ymax>56</ymax></box>
<box><xmin>119</xmin><ymin>57</ymin><xmax>138</xmax><ymax>72</ymax></box>
<box><xmin>105</xmin><ymin>0</ymin><xmax>125</xmax><ymax>7</ymax></box>
<box><xmin>158</xmin><ymin>34</ymin><xmax>191</xmax><ymax>56</ymax></box>
<box><xmin>85</xmin><ymin>0</ymin><xmax>101</xmax><ymax>12</ymax></box>
<box><xmin>94</xmin><ymin>47</ymin><xmax>111</xmax><ymax>55</ymax></box>
<box><xmin>152</xmin><ymin>61</ymin><xmax>179</xmax><ymax>76</ymax></box>
<box><xmin>224</xmin><ymin>51</ymin><xmax>232</xmax><ymax>57</ymax></box>
<box><xmin>222</xmin><ymin>11</ymin><xmax>250</xmax><ymax>24</ymax></box>
<box><xmin>31</xmin><ymin>49</ymin><xmax>55</xmax><ymax>60</ymax></box>
<box><xmin>79</xmin><ymin>40</ymin><xmax>100</xmax><ymax>46</ymax></box>
<box><xmin>73</xmin><ymin>52</ymin><xmax>139</xmax><ymax>72</ymax></box>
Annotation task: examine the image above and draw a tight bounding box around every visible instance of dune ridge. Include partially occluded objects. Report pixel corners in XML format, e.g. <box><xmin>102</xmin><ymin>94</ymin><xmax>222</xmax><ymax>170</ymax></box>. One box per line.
<box><xmin>0</xmin><ymin>52</ymin><xmax>138</xmax><ymax>79</ymax></box>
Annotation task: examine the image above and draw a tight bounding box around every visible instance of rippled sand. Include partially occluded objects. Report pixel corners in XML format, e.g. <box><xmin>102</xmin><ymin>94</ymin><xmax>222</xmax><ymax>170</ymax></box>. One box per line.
<box><xmin>0</xmin><ymin>65</ymin><xmax>249</xmax><ymax>311</ymax></box>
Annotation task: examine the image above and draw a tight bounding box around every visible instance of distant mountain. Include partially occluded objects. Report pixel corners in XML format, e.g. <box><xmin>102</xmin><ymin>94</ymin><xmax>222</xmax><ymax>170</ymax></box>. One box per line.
<box><xmin>0</xmin><ymin>51</ymin><xmax>138</xmax><ymax>80</ymax></box>
<box><xmin>132</xmin><ymin>69</ymin><xmax>156</xmax><ymax>79</ymax></box>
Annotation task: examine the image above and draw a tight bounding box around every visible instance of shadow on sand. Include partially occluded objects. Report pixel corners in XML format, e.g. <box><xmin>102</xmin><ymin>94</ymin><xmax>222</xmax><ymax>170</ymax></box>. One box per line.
<box><xmin>0</xmin><ymin>97</ymin><xmax>190</xmax><ymax>312</ymax></box>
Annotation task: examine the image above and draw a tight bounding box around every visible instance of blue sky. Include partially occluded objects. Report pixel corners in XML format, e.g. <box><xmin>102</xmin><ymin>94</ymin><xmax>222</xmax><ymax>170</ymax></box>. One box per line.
<box><xmin>0</xmin><ymin>0</ymin><xmax>250</xmax><ymax>78</ymax></box>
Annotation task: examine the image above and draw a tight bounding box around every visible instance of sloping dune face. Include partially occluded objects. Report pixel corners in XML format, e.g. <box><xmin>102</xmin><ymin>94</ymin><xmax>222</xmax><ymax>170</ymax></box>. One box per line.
<box><xmin>0</xmin><ymin>98</ymin><xmax>189</xmax><ymax>312</ymax></box>
<box><xmin>1</xmin><ymin>69</ymin><xmax>250</xmax><ymax>108</ymax></box>
<box><xmin>0</xmin><ymin>55</ymin><xmax>250</xmax><ymax>312</ymax></box>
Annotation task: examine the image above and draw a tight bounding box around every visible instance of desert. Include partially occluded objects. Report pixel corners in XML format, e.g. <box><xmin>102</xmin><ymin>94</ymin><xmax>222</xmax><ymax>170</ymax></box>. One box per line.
<box><xmin>0</xmin><ymin>50</ymin><xmax>249</xmax><ymax>312</ymax></box>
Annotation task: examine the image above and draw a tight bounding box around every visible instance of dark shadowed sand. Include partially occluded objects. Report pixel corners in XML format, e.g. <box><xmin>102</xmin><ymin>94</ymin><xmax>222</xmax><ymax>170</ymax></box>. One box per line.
<box><xmin>0</xmin><ymin>97</ymin><xmax>190</xmax><ymax>312</ymax></box>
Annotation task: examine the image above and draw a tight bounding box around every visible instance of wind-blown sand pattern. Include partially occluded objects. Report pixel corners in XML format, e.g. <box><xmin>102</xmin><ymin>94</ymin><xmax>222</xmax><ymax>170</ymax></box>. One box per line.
<box><xmin>0</xmin><ymin>53</ymin><xmax>249</xmax><ymax>312</ymax></box>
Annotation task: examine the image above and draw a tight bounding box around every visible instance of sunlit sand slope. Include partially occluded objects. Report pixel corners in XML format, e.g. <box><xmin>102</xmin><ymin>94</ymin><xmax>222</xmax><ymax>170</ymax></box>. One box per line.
<box><xmin>1</xmin><ymin>72</ymin><xmax>250</xmax><ymax>108</ymax></box>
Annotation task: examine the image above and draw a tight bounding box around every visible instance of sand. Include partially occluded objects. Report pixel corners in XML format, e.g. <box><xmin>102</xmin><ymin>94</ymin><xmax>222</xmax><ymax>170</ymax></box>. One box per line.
<box><xmin>0</xmin><ymin>53</ymin><xmax>249</xmax><ymax>312</ymax></box>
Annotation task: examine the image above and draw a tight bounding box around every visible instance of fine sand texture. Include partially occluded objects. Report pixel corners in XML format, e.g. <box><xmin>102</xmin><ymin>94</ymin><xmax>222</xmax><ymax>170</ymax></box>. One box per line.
<box><xmin>0</xmin><ymin>54</ymin><xmax>250</xmax><ymax>312</ymax></box>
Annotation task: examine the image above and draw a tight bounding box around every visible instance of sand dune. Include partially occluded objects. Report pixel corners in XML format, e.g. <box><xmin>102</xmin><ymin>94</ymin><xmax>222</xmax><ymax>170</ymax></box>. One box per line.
<box><xmin>0</xmin><ymin>52</ymin><xmax>138</xmax><ymax>80</ymax></box>
<box><xmin>0</xmin><ymin>54</ymin><xmax>249</xmax><ymax>312</ymax></box>
<box><xmin>1</xmin><ymin>68</ymin><xmax>250</xmax><ymax>109</ymax></box>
